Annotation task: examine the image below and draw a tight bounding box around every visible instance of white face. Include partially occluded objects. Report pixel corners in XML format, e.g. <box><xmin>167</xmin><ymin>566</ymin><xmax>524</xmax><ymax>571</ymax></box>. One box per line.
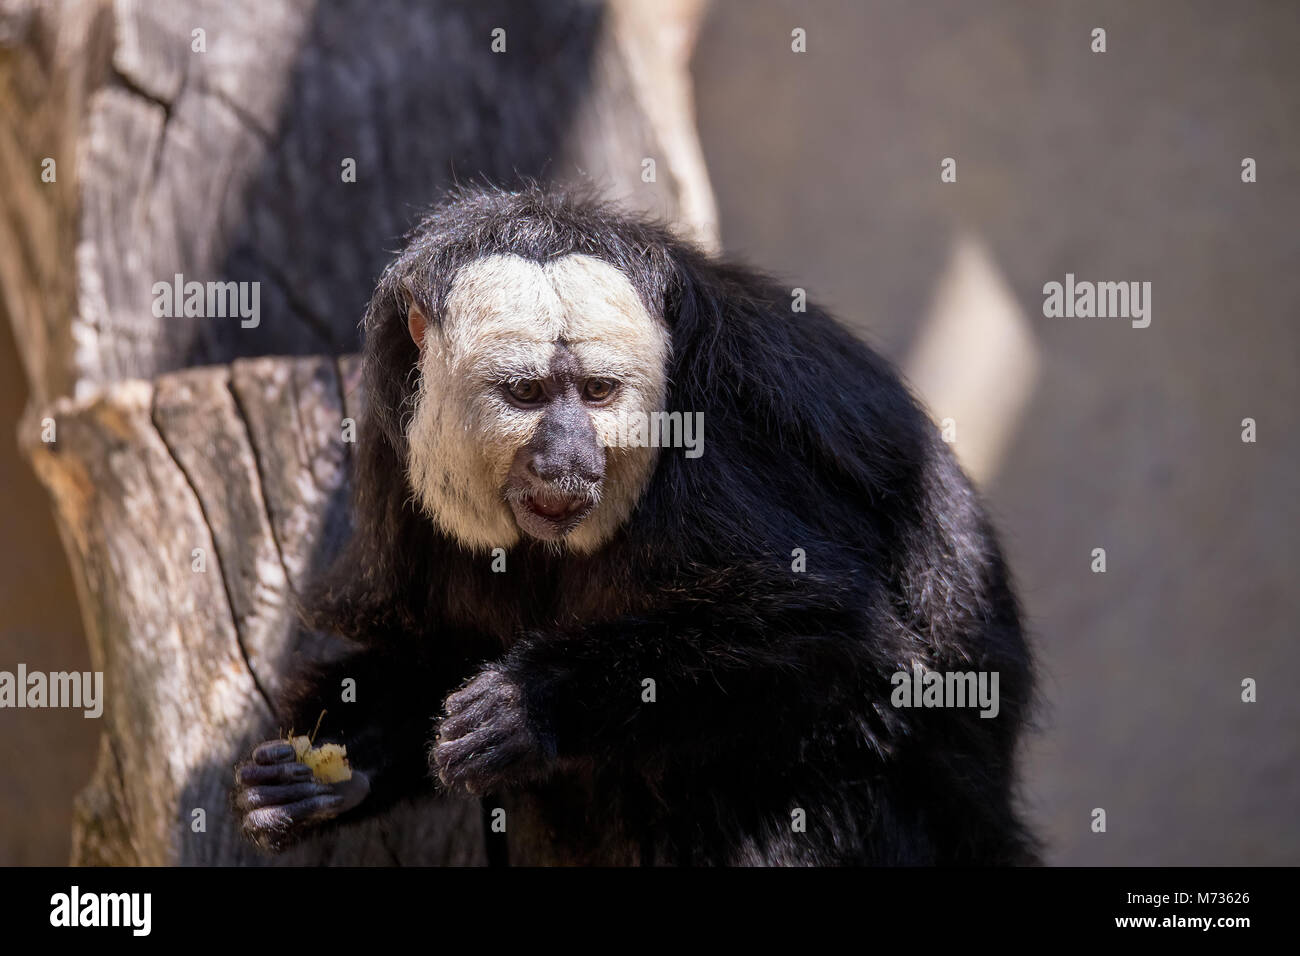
<box><xmin>406</xmin><ymin>253</ymin><xmax>671</xmax><ymax>553</ymax></box>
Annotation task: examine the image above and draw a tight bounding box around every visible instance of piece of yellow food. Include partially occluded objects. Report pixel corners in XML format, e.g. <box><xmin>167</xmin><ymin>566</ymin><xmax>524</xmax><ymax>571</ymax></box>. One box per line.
<box><xmin>290</xmin><ymin>735</ymin><xmax>353</xmax><ymax>784</ymax></box>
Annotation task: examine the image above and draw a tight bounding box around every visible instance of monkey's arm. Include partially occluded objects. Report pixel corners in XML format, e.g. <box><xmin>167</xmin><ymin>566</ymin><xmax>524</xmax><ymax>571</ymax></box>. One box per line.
<box><xmin>433</xmin><ymin>576</ymin><xmax>893</xmax><ymax>791</ymax></box>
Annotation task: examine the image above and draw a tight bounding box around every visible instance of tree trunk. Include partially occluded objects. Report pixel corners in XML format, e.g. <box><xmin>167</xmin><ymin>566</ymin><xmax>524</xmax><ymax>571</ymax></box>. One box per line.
<box><xmin>0</xmin><ymin>0</ymin><xmax>716</xmax><ymax>865</ymax></box>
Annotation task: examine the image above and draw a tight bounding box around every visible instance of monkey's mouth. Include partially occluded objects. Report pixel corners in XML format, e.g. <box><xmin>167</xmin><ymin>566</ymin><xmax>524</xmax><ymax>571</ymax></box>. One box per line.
<box><xmin>527</xmin><ymin>494</ymin><xmax>588</xmax><ymax>520</ymax></box>
<box><xmin>506</xmin><ymin>487</ymin><xmax>598</xmax><ymax>540</ymax></box>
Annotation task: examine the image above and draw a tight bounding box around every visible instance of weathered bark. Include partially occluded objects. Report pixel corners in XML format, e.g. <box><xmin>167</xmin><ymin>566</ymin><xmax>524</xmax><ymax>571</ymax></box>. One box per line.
<box><xmin>0</xmin><ymin>0</ymin><xmax>716</xmax><ymax>865</ymax></box>
<box><xmin>24</xmin><ymin>360</ymin><xmax>487</xmax><ymax>865</ymax></box>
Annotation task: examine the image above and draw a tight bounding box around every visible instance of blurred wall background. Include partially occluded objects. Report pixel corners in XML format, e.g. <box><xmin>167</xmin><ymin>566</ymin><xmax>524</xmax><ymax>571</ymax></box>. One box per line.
<box><xmin>2</xmin><ymin>0</ymin><xmax>1296</xmax><ymax>864</ymax></box>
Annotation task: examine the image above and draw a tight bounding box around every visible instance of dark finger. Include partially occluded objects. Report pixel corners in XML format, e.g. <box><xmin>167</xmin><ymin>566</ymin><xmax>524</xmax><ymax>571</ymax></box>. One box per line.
<box><xmin>438</xmin><ymin>694</ymin><xmax>501</xmax><ymax>740</ymax></box>
<box><xmin>237</xmin><ymin>781</ymin><xmax>335</xmax><ymax>812</ymax></box>
<box><xmin>244</xmin><ymin>794</ymin><xmax>345</xmax><ymax>833</ymax></box>
<box><xmin>434</xmin><ymin>724</ymin><xmax>501</xmax><ymax>771</ymax></box>
<box><xmin>238</xmin><ymin>761</ymin><xmax>313</xmax><ymax>786</ymax></box>
<box><xmin>444</xmin><ymin>672</ymin><xmax>502</xmax><ymax>712</ymax></box>
<box><xmin>253</xmin><ymin>740</ymin><xmax>296</xmax><ymax>765</ymax></box>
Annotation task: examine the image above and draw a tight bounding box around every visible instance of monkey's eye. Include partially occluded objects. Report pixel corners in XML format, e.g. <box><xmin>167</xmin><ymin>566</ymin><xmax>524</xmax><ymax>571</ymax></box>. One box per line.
<box><xmin>584</xmin><ymin>378</ymin><xmax>617</xmax><ymax>403</ymax></box>
<box><xmin>505</xmin><ymin>380</ymin><xmax>543</xmax><ymax>404</ymax></box>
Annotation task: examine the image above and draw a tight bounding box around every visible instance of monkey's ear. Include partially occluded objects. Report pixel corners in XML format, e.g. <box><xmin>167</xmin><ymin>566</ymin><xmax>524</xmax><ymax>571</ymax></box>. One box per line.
<box><xmin>405</xmin><ymin>291</ymin><xmax>428</xmax><ymax>352</ymax></box>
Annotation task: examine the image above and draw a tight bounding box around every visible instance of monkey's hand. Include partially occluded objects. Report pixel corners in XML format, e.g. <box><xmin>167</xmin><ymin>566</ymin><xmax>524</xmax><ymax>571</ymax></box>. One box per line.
<box><xmin>432</xmin><ymin>667</ymin><xmax>553</xmax><ymax>795</ymax></box>
<box><xmin>234</xmin><ymin>740</ymin><xmax>370</xmax><ymax>852</ymax></box>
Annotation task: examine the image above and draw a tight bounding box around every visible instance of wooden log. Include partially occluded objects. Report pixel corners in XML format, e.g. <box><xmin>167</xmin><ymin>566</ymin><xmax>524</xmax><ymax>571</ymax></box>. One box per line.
<box><xmin>24</xmin><ymin>363</ymin><xmax>486</xmax><ymax>864</ymax></box>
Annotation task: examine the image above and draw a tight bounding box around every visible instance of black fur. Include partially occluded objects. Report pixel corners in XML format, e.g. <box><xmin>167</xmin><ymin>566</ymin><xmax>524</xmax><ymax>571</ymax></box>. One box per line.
<box><xmin>251</xmin><ymin>184</ymin><xmax>1038</xmax><ymax>865</ymax></box>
